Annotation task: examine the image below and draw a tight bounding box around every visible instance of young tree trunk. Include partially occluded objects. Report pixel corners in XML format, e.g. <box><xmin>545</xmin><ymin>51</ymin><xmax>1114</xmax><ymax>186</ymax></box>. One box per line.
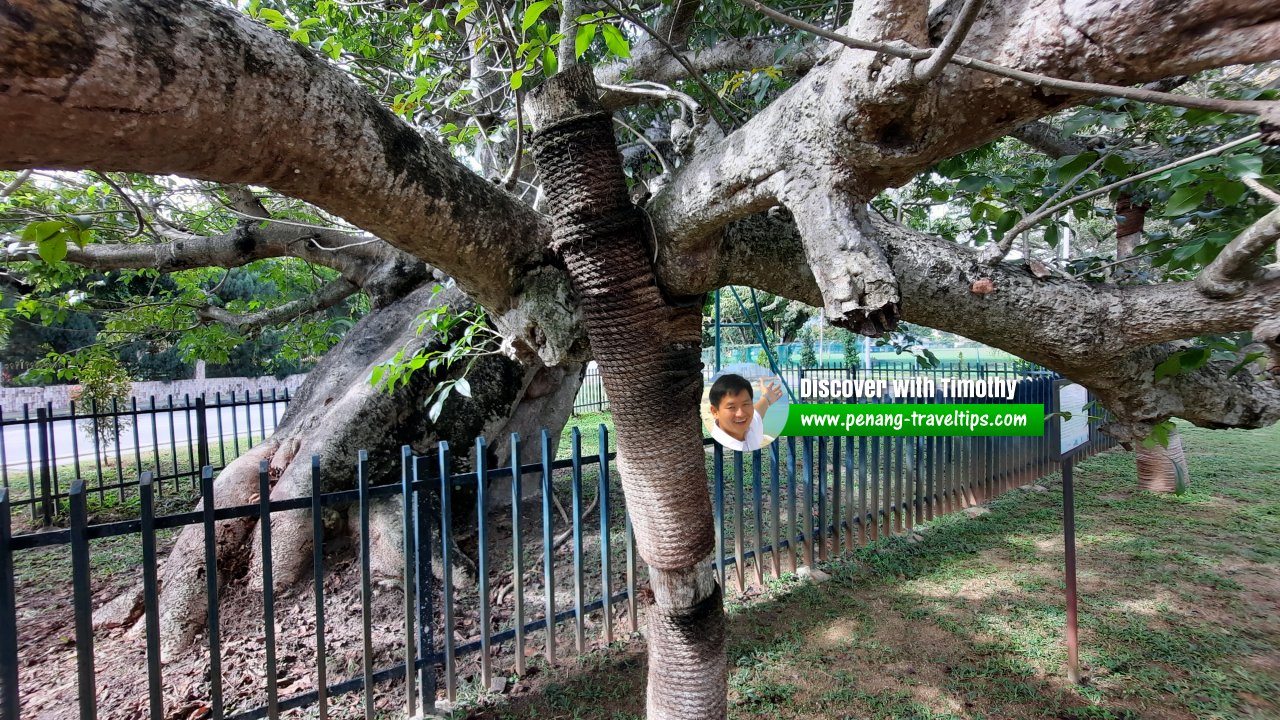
<box><xmin>1113</xmin><ymin>194</ymin><xmax>1191</xmax><ymax>491</ymax></box>
<box><xmin>98</xmin><ymin>282</ymin><xmax>581</xmax><ymax>656</ymax></box>
<box><xmin>529</xmin><ymin>65</ymin><xmax>725</xmax><ymax>720</ymax></box>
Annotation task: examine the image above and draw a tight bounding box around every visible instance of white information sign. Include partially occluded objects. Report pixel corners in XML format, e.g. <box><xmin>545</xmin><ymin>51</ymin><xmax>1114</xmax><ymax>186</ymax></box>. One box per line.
<box><xmin>1059</xmin><ymin>383</ymin><xmax>1090</xmax><ymax>456</ymax></box>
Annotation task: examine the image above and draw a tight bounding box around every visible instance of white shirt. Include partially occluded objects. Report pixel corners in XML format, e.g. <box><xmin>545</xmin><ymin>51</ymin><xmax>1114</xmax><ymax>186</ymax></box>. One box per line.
<box><xmin>711</xmin><ymin>410</ymin><xmax>765</xmax><ymax>451</ymax></box>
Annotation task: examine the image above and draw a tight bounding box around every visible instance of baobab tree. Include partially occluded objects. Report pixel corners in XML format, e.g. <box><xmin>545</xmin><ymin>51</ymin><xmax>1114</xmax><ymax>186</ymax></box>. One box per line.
<box><xmin>2</xmin><ymin>0</ymin><xmax>1279</xmax><ymax>717</ymax></box>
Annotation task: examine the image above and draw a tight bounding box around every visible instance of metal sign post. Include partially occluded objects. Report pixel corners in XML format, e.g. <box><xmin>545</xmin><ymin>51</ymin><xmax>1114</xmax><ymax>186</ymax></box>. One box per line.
<box><xmin>1056</xmin><ymin>381</ymin><xmax>1090</xmax><ymax>684</ymax></box>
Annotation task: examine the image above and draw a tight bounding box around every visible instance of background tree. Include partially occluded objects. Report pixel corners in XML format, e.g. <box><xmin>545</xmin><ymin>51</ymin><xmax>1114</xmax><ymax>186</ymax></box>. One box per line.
<box><xmin>3</xmin><ymin>1</ymin><xmax>1280</xmax><ymax>717</ymax></box>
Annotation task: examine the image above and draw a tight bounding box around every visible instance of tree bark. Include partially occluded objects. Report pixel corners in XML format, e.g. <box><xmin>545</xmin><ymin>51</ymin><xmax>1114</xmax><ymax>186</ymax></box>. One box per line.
<box><xmin>103</xmin><ymin>281</ymin><xmax>578</xmax><ymax>655</ymax></box>
<box><xmin>528</xmin><ymin>64</ymin><xmax>724</xmax><ymax>720</ymax></box>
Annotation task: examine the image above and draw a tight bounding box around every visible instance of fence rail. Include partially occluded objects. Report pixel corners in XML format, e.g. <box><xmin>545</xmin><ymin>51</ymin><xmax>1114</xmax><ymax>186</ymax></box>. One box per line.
<box><xmin>1</xmin><ymin>390</ymin><xmax>291</xmax><ymax>525</ymax></box>
<box><xmin>0</xmin><ymin>367</ymin><xmax>1118</xmax><ymax>719</ymax></box>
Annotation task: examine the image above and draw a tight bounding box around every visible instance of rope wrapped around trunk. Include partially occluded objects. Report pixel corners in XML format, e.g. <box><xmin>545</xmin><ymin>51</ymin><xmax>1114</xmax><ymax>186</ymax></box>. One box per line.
<box><xmin>531</xmin><ymin>109</ymin><xmax>713</xmax><ymax>570</ymax></box>
<box><xmin>646</xmin><ymin>584</ymin><xmax>727</xmax><ymax>718</ymax></box>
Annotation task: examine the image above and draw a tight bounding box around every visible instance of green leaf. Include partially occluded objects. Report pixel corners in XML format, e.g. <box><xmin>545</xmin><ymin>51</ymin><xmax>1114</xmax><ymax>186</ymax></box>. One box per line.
<box><xmin>456</xmin><ymin>0</ymin><xmax>478</xmax><ymax>23</ymax></box>
<box><xmin>1229</xmin><ymin>351</ymin><xmax>1266</xmax><ymax>377</ymax></box>
<box><xmin>1179</xmin><ymin>347</ymin><xmax>1210</xmax><ymax>370</ymax></box>
<box><xmin>427</xmin><ymin>386</ymin><xmax>451</xmax><ymax>423</ymax></box>
<box><xmin>510</xmin><ymin>69</ymin><xmax>524</xmax><ymax>90</ymax></box>
<box><xmin>259</xmin><ymin>8</ymin><xmax>286</xmax><ymax>25</ymax></box>
<box><xmin>1043</xmin><ymin>223</ymin><xmax>1060</xmax><ymax>248</ymax></box>
<box><xmin>522</xmin><ymin>0</ymin><xmax>555</xmax><ymax>30</ymax></box>
<box><xmin>955</xmin><ymin>174</ymin><xmax>990</xmax><ymax>193</ymax></box>
<box><xmin>1153</xmin><ymin>354</ymin><xmax>1182</xmax><ymax>381</ymax></box>
<box><xmin>21</xmin><ymin>220</ymin><xmax>69</xmax><ymax>244</ymax></box>
<box><xmin>574</xmin><ymin>23</ymin><xmax>596</xmax><ymax>58</ymax></box>
<box><xmin>1163</xmin><ymin>186</ymin><xmax>1207</xmax><ymax>216</ymax></box>
<box><xmin>1223</xmin><ymin>154</ymin><xmax>1263</xmax><ymax>179</ymax></box>
<box><xmin>542</xmin><ymin>46</ymin><xmax>558</xmax><ymax>77</ymax></box>
<box><xmin>600</xmin><ymin>24</ymin><xmax>630</xmax><ymax>58</ymax></box>
<box><xmin>36</xmin><ymin>234</ymin><xmax>68</xmax><ymax>264</ymax></box>
<box><xmin>454</xmin><ymin>377</ymin><xmax>471</xmax><ymax>398</ymax></box>
<box><xmin>1170</xmin><ymin>240</ymin><xmax>1204</xmax><ymax>263</ymax></box>
<box><xmin>1211</xmin><ymin>179</ymin><xmax>1246</xmax><ymax>207</ymax></box>
<box><xmin>370</xmin><ymin>364</ymin><xmax>386</xmax><ymax>388</ymax></box>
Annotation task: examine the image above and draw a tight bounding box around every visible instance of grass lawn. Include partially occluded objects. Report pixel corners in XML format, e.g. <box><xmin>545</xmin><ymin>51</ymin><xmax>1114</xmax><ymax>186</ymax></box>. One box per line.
<box><xmin>472</xmin><ymin>422</ymin><xmax>1280</xmax><ymax>720</ymax></box>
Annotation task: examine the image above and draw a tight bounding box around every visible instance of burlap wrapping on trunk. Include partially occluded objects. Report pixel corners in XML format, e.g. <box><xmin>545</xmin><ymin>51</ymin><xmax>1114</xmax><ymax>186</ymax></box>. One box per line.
<box><xmin>1136</xmin><ymin>432</ymin><xmax>1189</xmax><ymax>493</ymax></box>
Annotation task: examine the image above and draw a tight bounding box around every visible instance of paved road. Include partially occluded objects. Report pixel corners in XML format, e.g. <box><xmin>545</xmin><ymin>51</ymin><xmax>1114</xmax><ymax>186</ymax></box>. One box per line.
<box><xmin>0</xmin><ymin>401</ymin><xmax>289</xmax><ymax>474</ymax></box>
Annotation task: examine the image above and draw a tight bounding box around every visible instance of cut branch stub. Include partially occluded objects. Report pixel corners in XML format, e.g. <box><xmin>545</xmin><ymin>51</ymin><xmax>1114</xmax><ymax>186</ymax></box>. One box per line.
<box><xmin>784</xmin><ymin>189</ymin><xmax>900</xmax><ymax>336</ymax></box>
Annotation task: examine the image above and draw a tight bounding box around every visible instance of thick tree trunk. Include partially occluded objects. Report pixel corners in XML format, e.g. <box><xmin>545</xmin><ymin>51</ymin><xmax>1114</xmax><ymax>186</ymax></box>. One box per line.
<box><xmin>96</xmin><ymin>282</ymin><xmax>579</xmax><ymax>656</ymax></box>
<box><xmin>528</xmin><ymin>65</ymin><xmax>725</xmax><ymax>720</ymax></box>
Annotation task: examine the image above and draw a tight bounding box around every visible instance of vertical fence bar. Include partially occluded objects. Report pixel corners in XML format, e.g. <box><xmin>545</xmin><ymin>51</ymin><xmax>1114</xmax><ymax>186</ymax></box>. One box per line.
<box><xmin>131</xmin><ymin>398</ymin><xmax>143</xmax><ymax>480</ymax></box>
<box><xmin>84</xmin><ymin>405</ymin><xmax>100</xmax><ymax>504</ymax></box>
<box><xmin>214</xmin><ymin>393</ymin><xmax>227</xmax><ymax>468</ymax></box>
<box><xmin>195</xmin><ymin>397</ymin><xmax>210</xmax><ymax>472</ymax></box>
<box><xmin>539</xmin><ymin>431</ymin><xmax>556</xmax><ymax>666</ymax></box>
<box><xmin>598</xmin><ymin>425</ymin><xmax>613</xmax><ymax>644</ymax></box>
<box><xmin>570</xmin><ymin>429</ymin><xmax>585</xmax><ymax>655</ymax></box>
<box><xmin>358</xmin><ymin>451</ymin><xmax>375</xmax><ymax>720</ymax></box>
<box><xmin>510</xmin><ymin>434</ymin><xmax>526</xmax><ymax>675</ymax></box>
<box><xmin>831</xmin><ymin>437</ymin><xmax>841</xmax><ymax>557</ymax></box>
<box><xmin>818</xmin><ymin>437</ymin><xmax>829</xmax><ymax>561</ymax></box>
<box><xmin>230</xmin><ymin>393</ymin><xmax>241</xmax><ymax>457</ymax></box>
<box><xmin>45</xmin><ymin>404</ymin><xmax>59</xmax><ymax>509</ymax></box>
<box><xmin>733</xmin><ymin>450</ymin><xmax>745</xmax><ymax>593</ymax></box>
<box><xmin>0</xmin><ymin>409</ymin><xmax>8</xmax><ymax>501</ymax></box>
<box><xmin>22</xmin><ymin>405</ymin><xmax>36</xmax><ymax>521</ymax></box>
<box><xmin>182</xmin><ymin>396</ymin><xmax>196</xmax><ymax>485</ymax></box>
<box><xmin>413</xmin><ymin>457</ymin><xmax>436</xmax><ymax>712</ymax></box>
<box><xmin>200</xmin><ymin>466</ymin><xmax>224</xmax><ymax>719</ymax></box>
<box><xmin>438</xmin><ymin>442</ymin><xmax>457</xmax><ymax>700</ymax></box>
<box><xmin>857</xmin><ymin>436</ymin><xmax>868</xmax><ymax>546</ymax></box>
<box><xmin>477</xmin><ymin>436</ymin><xmax>493</xmax><ymax>687</ymax></box>
<box><xmin>243</xmin><ymin>392</ymin><xmax>254</xmax><ymax>450</ymax></box>
<box><xmin>801</xmin><ymin>437</ymin><xmax>814</xmax><ymax>568</ymax></box>
<box><xmin>311</xmin><ymin>457</ymin><xmax>329</xmax><ymax>720</ymax></box>
<box><xmin>894</xmin><ymin>434</ymin><xmax>905</xmax><ymax>535</ymax></box>
<box><xmin>713</xmin><ymin>444</ymin><xmax>725</xmax><ymax>589</ymax></box>
<box><xmin>768</xmin><ymin>444</ymin><xmax>781</xmax><ymax>578</ymax></box>
<box><xmin>843</xmin><ymin>437</ymin><xmax>855</xmax><ymax>553</ymax></box>
<box><xmin>751</xmin><ymin>450</ymin><xmax>764</xmax><ymax>585</ymax></box>
<box><xmin>905</xmin><ymin>437</ymin><xmax>916</xmax><ymax>532</ymax></box>
<box><xmin>67</xmin><ymin>399</ymin><xmax>81</xmax><ymax>489</ymax></box>
<box><xmin>625</xmin><ymin>508</ymin><xmax>637</xmax><ymax>633</ymax></box>
<box><xmin>147</xmin><ymin>398</ymin><xmax>163</xmax><ymax>492</ymax></box>
<box><xmin>0</xmin><ymin>489</ymin><xmax>18</xmax><ymax>720</ymax></box>
<box><xmin>69</xmin><ymin>480</ymin><xmax>97</xmax><ymax>719</ymax></box>
<box><xmin>786</xmin><ymin>437</ymin><xmax>798</xmax><ymax>570</ymax></box>
<box><xmin>140</xmin><ymin>473</ymin><xmax>164</xmax><ymax>720</ymax></box>
<box><xmin>165</xmin><ymin>397</ymin><xmax>179</xmax><ymax>485</ymax></box>
<box><xmin>259</xmin><ymin>462</ymin><xmax>280</xmax><ymax>719</ymax></box>
<box><xmin>869</xmin><ymin>436</ymin><xmax>881</xmax><ymax>541</ymax></box>
<box><xmin>110</xmin><ymin>399</ymin><xmax>125</xmax><ymax>491</ymax></box>
<box><xmin>36</xmin><ymin>409</ymin><xmax>54</xmax><ymax>526</ymax></box>
<box><xmin>257</xmin><ymin>390</ymin><xmax>267</xmax><ymax>445</ymax></box>
<box><xmin>401</xmin><ymin>447</ymin><xmax>416</xmax><ymax>717</ymax></box>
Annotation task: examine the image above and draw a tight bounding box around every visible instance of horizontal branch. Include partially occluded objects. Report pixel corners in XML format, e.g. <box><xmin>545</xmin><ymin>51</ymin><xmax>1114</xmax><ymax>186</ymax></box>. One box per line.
<box><xmin>738</xmin><ymin>0</ymin><xmax>1277</xmax><ymax>118</ymax></box>
<box><xmin>1196</xmin><ymin>206</ymin><xmax>1280</xmax><ymax>298</ymax></box>
<box><xmin>197</xmin><ymin>278</ymin><xmax>359</xmax><ymax>331</ymax></box>
<box><xmin>0</xmin><ymin>0</ymin><xmax>548</xmax><ymax>311</ymax></box>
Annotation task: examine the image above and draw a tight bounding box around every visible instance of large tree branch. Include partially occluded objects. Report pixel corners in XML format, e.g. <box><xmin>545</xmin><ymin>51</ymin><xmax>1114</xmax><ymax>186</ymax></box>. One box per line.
<box><xmin>1196</xmin><ymin>207</ymin><xmax>1280</xmax><ymax>298</ymax></box>
<box><xmin>0</xmin><ymin>0</ymin><xmax>549</xmax><ymax>312</ymax></box>
<box><xmin>196</xmin><ymin>277</ymin><xmax>359</xmax><ymax>331</ymax></box>
<box><xmin>658</xmin><ymin>210</ymin><xmax>1280</xmax><ymax>436</ymax></box>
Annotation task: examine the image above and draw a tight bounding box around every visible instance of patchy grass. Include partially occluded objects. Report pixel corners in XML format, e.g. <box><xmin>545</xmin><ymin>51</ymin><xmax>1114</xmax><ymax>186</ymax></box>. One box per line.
<box><xmin>470</xmin><ymin>423</ymin><xmax>1280</xmax><ymax>720</ymax></box>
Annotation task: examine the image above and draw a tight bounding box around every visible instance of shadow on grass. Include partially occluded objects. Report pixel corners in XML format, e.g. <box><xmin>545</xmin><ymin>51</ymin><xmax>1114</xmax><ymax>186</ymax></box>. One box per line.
<box><xmin>466</xmin><ymin>424</ymin><xmax>1280</xmax><ymax>720</ymax></box>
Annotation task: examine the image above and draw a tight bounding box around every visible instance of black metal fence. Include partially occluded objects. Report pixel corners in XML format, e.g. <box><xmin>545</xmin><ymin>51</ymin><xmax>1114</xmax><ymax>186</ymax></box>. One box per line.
<box><xmin>1</xmin><ymin>390</ymin><xmax>291</xmax><ymax>525</ymax></box>
<box><xmin>0</xmin><ymin>369</ymin><xmax>1118</xmax><ymax>719</ymax></box>
<box><xmin>573</xmin><ymin>365</ymin><xmax>608</xmax><ymax>414</ymax></box>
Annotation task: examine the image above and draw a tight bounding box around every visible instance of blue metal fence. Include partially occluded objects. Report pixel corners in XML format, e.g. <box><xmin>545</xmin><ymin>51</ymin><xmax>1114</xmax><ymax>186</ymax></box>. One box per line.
<box><xmin>0</xmin><ymin>367</ymin><xmax>1117</xmax><ymax>718</ymax></box>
